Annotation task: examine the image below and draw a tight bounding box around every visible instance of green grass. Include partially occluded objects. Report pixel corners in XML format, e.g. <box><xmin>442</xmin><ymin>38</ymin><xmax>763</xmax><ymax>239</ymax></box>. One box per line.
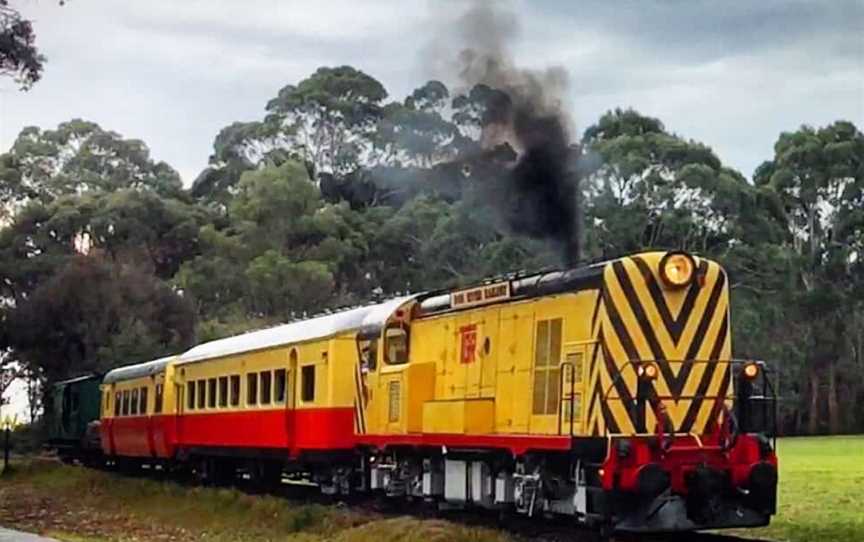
<box><xmin>734</xmin><ymin>435</ymin><xmax>864</xmax><ymax>542</ymax></box>
<box><xmin>0</xmin><ymin>460</ymin><xmax>507</xmax><ymax>542</ymax></box>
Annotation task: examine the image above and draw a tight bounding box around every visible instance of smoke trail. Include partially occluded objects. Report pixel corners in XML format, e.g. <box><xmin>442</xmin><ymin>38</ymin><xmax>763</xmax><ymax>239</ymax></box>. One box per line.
<box><xmin>427</xmin><ymin>1</ymin><xmax>581</xmax><ymax>264</ymax></box>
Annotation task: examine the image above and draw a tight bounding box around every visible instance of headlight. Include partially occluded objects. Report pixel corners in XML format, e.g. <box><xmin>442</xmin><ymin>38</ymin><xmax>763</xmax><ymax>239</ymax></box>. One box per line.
<box><xmin>659</xmin><ymin>251</ymin><xmax>696</xmax><ymax>289</ymax></box>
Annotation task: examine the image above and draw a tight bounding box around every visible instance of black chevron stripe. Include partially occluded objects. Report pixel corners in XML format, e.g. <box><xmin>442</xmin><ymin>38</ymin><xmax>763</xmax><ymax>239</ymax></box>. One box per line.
<box><xmin>678</xmin><ymin>312</ymin><xmax>729</xmax><ymax>433</ymax></box>
<box><xmin>585</xmin><ymin>333</ymin><xmax>604</xmax><ymax>426</ymax></box>
<box><xmin>353</xmin><ymin>364</ymin><xmax>366</xmax><ymax>434</ymax></box>
<box><xmin>684</xmin><ymin>271</ymin><xmax>727</xmax><ymax>360</ymax></box>
<box><xmin>631</xmin><ymin>257</ymin><xmax>706</xmax><ymax>342</ymax></box>
<box><xmin>588</xmin><ymin>335</ymin><xmax>601</xmax><ymax>390</ymax></box>
<box><xmin>705</xmin><ymin>366</ymin><xmax>732</xmax><ymax>433</ymax></box>
<box><xmin>610</xmin><ymin>260</ymin><xmax>727</xmax><ymax>397</ymax></box>
<box><xmin>599</xmin><ymin>289</ymin><xmax>639</xmax><ymax>431</ymax></box>
<box><xmin>590</xmin><ymin>291</ymin><xmax>602</xmax><ymax>333</ymax></box>
<box><xmin>599</xmin><ymin>391</ymin><xmax>621</xmax><ymax>435</ymax></box>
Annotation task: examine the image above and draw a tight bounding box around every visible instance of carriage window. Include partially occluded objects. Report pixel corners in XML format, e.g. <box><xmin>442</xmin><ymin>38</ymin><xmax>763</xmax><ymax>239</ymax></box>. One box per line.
<box><xmin>140</xmin><ymin>387</ymin><xmax>148</xmax><ymax>415</ymax></box>
<box><xmin>122</xmin><ymin>390</ymin><xmax>130</xmax><ymax>416</ymax></box>
<box><xmin>230</xmin><ymin>375</ymin><xmax>240</xmax><ymax>406</ymax></box>
<box><xmin>274</xmin><ymin>369</ymin><xmax>287</xmax><ymax>403</ymax></box>
<box><xmin>197</xmin><ymin>380</ymin><xmax>206</xmax><ymax>409</ymax></box>
<box><xmin>130</xmin><ymin>388</ymin><xmax>139</xmax><ymax>415</ymax></box>
<box><xmin>301</xmin><ymin>365</ymin><xmax>315</xmax><ymax>402</ymax></box>
<box><xmin>532</xmin><ymin>318</ymin><xmax>563</xmax><ymax>415</ymax></box>
<box><xmin>218</xmin><ymin>377</ymin><xmax>228</xmax><ymax>407</ymax></box>
<box><xmin>207</xmin><ymin>378</ymin><xmax>217</xmax><ymax>408</ymax></box>
<box><xmin>154</xmin><ymin>384</ymin><xmax>163</xmax><ymax>414</ymax></box>
<box><xmin>247</xmin><ymin>373</ymin><xmax>258</xmax><ymax>405</ymax></box>
<box><xmin>384</xmin><ymin>326</ymin><xmax>409</xmax><ymax>365</ymax></box>
<box><xmin>114</xmin><ymin>392</ymin><xmax>121</xmax><ymax>416</ymax></box>
<box><xmin>187</xmin><ymin>381</ymin><xmax>196</xmax><ymax>410</ymax></box>
<box><xmin>259</xmin><ymin>371</ymin><xmax>272</xmax><ymax>404</ymax></box>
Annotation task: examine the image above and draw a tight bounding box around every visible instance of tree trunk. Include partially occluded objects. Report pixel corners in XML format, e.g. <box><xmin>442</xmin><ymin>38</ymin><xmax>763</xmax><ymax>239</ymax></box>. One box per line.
<box><xmin>807</xmin><ymin>368</ymin><xmax>821</xmax><ymax>435</ymax></box>
<box><xmin>827</xmin><ymin>362</ymin><xmax>841</xmax><ymax>434</ymax></box>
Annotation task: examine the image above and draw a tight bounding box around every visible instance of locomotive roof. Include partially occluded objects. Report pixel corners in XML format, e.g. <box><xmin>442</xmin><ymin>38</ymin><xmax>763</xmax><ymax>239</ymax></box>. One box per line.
<box><xmin>176</xmin><ymin>295</ymin><xmax>417</xmax><ymax>365</ymax></box>
<box><xmin>103</xmin><ymin>355</ymin><xmax>176</xmax><ymax>385</ymax></box>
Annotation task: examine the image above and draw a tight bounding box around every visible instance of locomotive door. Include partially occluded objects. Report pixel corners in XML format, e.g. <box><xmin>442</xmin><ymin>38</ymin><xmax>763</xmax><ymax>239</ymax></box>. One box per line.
<box><xmin>560</xmin><ymin>342</ymin><xmax>590</xmax><ymax>435</ymax></box>
<box><xmin>457</xmin><ymin>313</ymin><xmax>482</xmax><ymax>398</ymax></box>
<box><xmin>459</xmin><ymin>311</ymin><xmax>501</xmax><ymax>398</ymax></box>
<box><xmin>495</xmin><ymin>304</ymin><xmax>534</xmax><ymax>433</ymax></box>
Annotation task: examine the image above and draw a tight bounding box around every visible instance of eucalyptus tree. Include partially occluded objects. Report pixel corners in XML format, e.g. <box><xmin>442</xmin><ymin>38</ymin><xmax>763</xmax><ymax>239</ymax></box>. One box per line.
<box><xmin>755</xmin><ymin>120</ymin><xmax>864</xmax><ymax>434</ymax></box>
<box><xmin>0</xmin><ymin>120</ymin><xmax>183</xmax><ymax>219</ymax></box>
<box><xmin>580</xmin><ymin>108</ymin><xmax>763</xmax><ymax>259</ymax></box>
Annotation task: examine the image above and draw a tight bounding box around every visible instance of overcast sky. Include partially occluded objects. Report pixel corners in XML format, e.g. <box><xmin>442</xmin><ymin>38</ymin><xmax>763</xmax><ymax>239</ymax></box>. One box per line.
<box><xmin>1</xmin><ymin>0</ymin><xmax>862</xmax><ymax>186</ymax></box>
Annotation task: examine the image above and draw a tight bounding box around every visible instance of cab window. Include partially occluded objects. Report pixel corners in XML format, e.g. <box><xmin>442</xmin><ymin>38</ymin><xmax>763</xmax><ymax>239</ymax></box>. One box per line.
<box><xmin>359</xmin><ymin>339</ymin><xmax>378</xmax><ymax>372</ymax></box>
<box><xmin>384</xmin><ymin>325</ymin><xmax>409</xmax><ymax>365</ymax></box>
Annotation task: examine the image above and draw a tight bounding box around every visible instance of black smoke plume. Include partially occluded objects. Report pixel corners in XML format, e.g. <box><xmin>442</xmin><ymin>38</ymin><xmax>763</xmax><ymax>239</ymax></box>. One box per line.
<box><xmin>429</xmin><ymin>1</ymin><xmax>581</xmax><ymax>265</ymax></box>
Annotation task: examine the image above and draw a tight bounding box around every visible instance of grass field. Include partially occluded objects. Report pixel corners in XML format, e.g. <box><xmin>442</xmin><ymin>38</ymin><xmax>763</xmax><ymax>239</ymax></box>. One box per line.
<box><xmin>0</xmin><ymin>436</ymin><xmax>861</xmax><ymax>542</ymax></box>
<box><xmin>733</xmin><ymin>435</ymin><xmax>864</xmax><ymax>542</ymax></box>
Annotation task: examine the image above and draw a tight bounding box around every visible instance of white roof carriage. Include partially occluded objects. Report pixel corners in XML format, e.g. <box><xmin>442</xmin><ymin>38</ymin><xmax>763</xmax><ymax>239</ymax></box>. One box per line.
<box><xmin>176</xmin><ymin>295</ymin><xmax>417</xmax><ymax>366</ymax></box>
<box><xmin>103</xmin><ymin>355</ymin><xmax>176</xmax><ymax>385</ymax></box>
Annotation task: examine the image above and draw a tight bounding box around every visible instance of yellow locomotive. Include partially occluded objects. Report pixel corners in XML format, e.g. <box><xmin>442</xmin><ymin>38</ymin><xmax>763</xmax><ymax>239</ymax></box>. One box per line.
<box><xmin>100</xmin><ymin>250</ymin><xmax>778</xmax><ymax>533</ymax></box>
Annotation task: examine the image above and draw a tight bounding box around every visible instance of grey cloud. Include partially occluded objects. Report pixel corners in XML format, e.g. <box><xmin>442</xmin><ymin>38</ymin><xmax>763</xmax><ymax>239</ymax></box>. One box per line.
<box><xmin>0</xmin><ymin>0</ymin><xmax>861</xmax><ymax>185</ymax></box>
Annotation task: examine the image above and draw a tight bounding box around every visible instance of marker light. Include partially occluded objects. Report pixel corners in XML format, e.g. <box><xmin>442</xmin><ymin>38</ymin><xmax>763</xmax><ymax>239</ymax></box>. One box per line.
<box><xmin>742</xmin><ymin>362</ymin><xmax>760</xmax><ymax>380</ymax></box>
<box><xmin>659</xmin><ymin>252</ymin><xmax>696</xmax><ymax>289</ymax></box>
<box><xmin>640</xmin><ymin>362</ymin><xmax>659</xmax><ymax>380</ymax></box>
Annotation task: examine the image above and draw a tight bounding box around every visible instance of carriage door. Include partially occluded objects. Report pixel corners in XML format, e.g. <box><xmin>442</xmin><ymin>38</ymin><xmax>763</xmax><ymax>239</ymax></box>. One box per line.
<box><xmin>286</xmin><ymin>349</ymin><xmax>298</xmax><ymax>446</ymax></box>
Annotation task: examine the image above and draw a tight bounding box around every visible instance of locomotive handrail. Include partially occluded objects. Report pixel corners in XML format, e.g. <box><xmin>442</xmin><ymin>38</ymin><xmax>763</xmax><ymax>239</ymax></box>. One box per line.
<box><xmin>557</xmin><ymin>361</ymin><xmax>577</xmax><ymax>436</ymax></box>
<box><xmin>596</xmin><ymin>358</ymin><xmax>778</xmax><ymax>446</ymax></box>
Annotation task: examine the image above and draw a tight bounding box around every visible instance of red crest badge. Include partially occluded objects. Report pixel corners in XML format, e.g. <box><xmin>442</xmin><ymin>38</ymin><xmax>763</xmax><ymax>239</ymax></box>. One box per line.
<box><xmin>460</xmin><ymin>324</ymin><xmax>477</xmax><ymax>364</ymax></box>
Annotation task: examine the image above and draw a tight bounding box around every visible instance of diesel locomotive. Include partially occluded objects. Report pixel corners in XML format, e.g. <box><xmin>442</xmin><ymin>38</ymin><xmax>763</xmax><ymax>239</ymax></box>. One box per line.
<box><xmin>50</xmin><ymin>250</ymin><xmax>779</xmax><ymax>534</ymax></box>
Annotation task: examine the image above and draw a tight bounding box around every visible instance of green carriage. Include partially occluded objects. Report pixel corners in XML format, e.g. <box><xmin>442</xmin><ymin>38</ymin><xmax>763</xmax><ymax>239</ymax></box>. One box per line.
<box><xmin>47</xmin><ymin>374</ymin><xmax>102</xmax><ymax>462</ymax></box>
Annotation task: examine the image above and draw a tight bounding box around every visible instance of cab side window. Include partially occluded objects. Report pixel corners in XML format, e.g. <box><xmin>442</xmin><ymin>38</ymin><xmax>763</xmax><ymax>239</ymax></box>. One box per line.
<box><xmin>114</xmin><ymin>392</ymin><xmax>121</xmax><ymax>416</ymax></box>
<box><xmin>384</xmin><ymin>325</ymin><xmax>409</xmax><ymax>365</ymax></box>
